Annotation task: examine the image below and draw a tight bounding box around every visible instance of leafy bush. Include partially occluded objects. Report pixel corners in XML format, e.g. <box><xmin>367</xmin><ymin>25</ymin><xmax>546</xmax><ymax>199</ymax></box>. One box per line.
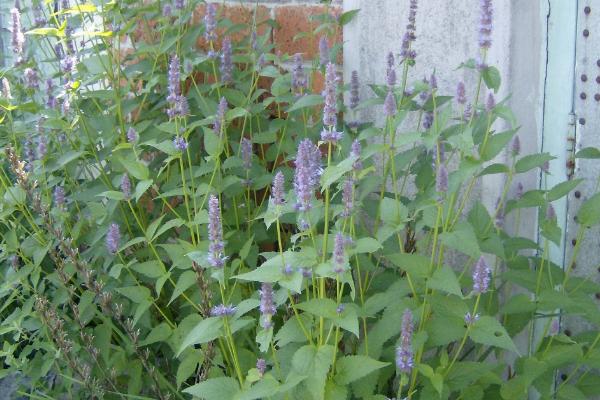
<box><xmin>1</xmin><ymin>0</ymin><xmax>600</xmax><ymax>399</ymax></box>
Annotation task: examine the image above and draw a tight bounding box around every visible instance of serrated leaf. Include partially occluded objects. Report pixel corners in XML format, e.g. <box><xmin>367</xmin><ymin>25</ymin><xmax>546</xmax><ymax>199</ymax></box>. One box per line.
<box><xmin>440</xmin><ymin>222</ymin><xmax>480</xmax><ymax>259</ymax></box>
<box><xmin>514</xmin><ymin>153</ymin><xmax>554</xmax><ymax>173</ymax></box>
<box><xmin>429</xmin><ymin>266</ymin><xmax>463</xmax><ymax>297</ymax></box>
<box><xmin>575</xmin><ymin>147</ymin><xmax>600</xmax><ymax>159</ymax></box>
<box><xmin>178</xmin><ymin>317</ymin><xmax>224</xmax><ymax>355</ymax></box>
<box><xmin>168</xmin><ymin>271</ymin><xmax>196</xmax><ymax>305</ymax></box>
<box><xmin>469</xmin><ymin>316</ymin><xmax>518</xmax><ymax>353</ymax></box>
<box><xmin>183</xmin><ymin>377</ymin><xmax>239</xmax><ymax>400</ymax></box>
<box><xmin>578</xmin><ymin>192</ymin><xmax>600</xmax><ymax>227</ymax></box>
<box><xmin>334</xmin><ymin>356</ymin><xmax>388</xmax><ymax>385</ymax></box>
<box><xmin>287</xmin><ymin>94</ymin><xmax>323</xmax><ymax>112</ymax></box>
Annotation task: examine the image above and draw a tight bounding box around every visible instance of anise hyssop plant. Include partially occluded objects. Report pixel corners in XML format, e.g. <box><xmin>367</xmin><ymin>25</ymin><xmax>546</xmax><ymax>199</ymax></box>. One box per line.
<box><xmin>1</xmin><ymin>0</ymin><xmax>600</xmax><ymax>399</ymax></box>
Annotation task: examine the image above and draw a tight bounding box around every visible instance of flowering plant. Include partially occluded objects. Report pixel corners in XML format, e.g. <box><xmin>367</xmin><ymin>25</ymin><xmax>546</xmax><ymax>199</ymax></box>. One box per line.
<box><xmin>2</xmin><ymin>0</ymin><xmax>600</xmax><ymax>399</ymax></box>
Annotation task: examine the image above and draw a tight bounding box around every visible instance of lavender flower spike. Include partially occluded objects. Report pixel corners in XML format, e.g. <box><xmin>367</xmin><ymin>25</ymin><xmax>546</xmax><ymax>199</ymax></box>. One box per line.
<box><xmin>486</xmin><ymin>93</ymin><xmax>496</xmax><ymax>112</ymax></box>
<box><xmin>319</xmin><ymin>36</ymin><xmax>329</xmax><ymax>67</ymax></box>
<box><xmin>106</xmin><ymin>223</ymin><xmax>121</xmax><ymax>254</ymax></box>
<box><xmin>259</xmin><ymin>282</ymin><xmax>276</xmax><ymax>329</ymax></box>
<box><xmin>333</xmin><ymin>232</ymin><xmax>346</xmax><ymax>274</ymax></box>
<box><xmin>479</xmin><ymin>0</ymin><xmax>493</xmax><ymax>50</ymax></box>
<box><xmin>127</xmin><ymin>127</ymin><xmax>138</xmax><ymax>143</ymax></box>
<box><xmin>294</xmin><ymin>139</ymin><xmax>321</xmax><ymax>211</ymax></box>
<box><xmin>349</xmin><ymin>70</ymin><xmax>360</xmax><ymax>109</ymax></box>
<box><xmin>167</xmin><ymin>54</ymin><xmax>181</xmax><ymax>103</ymax></box>
<box><xmin>511</xmin><ymin>135</ymin><xmax>521</xmax><ymax>156</ymax></box>
<box><xmin>174</xmin><ymin>0</ymin><xmax>185</xmax><ymax>10</ymax></box>
<box><xmin>54</xmin><ymin>186</ymin><xmax>66</xmax><ymax>209</ymax></box>
<box><xmin>214</xmin><ymin>96</ymin><xmax>228</xmax><ymax>134</ymax></box>
<box><xmin>241</xmin><ymin>138</ymin><xmax>253</xmax><ymax>171</ymax></box>
<box><xmin>210</xmin><ymin>304</ymin><xmax>236</xmax><ymax>317</ymax></box>
<box><xmin>396</xmin><ymin>309</ymin><xmax>414</xmax><ymax>374</ymax></box>
<box><xmin>204</xmin><ymin>3</ymin><xmax>217</xmax><ymax>42</ymax></box>
<box><xmin>173</xmin><ymin>136</ymin><xmax>188</xmax><ymax>151</ymax></box>
<box><xmin>220</xmin><ymin>37</ymin><xmax>233</xmax><ymax>84</ymax></box>
<box><xmin>256</xmin><ymin>359</ymin><xmax>267</xmax><ymax>377</ymax></box>
<box><xmin>2</xmin><ymin>78</ymin><xmax>12</xmax><ymax>99</ymax></box>
<box><xmin>271</xmin><ymin>171</ymin><xmax>285</xmax><ymax>206</ymax></box>
<box><xmin>386</xmin><ymin>52</ymin><xmax>397</xmax><ymax>88</ymax></box>
<box><xmin>436</xmin><ymin>163</ymin><xmax>448</xmax><ymax>193</ymax></box>
<box><xmin>208</xmin><ymin>195</ymin><xmax>226</xmax><ymax>268</ymax></box>
<box><xmin>472</xmin><ymin>256</ymin><xmax>491</xmax><ymax>294</ymax></box>
<box><xmin>24</xmin><ymin>68</ymin><xmax>39</xmax><ymax>89</ymax></box>
<box><xmin>291</xmin><ymin>53</ymin><xmax>307</xmax><ymax>94</ymax></box>
<box><xmin>11</xmin><ymin>5</ymin><xmax>25</xmax><ymax>58</ymax></box>
<box><xmin>323</xmin><ymin>62</ymin><xmax>338</xmax><ymax>128</ymax></box>
<box><xmin>400</xmin><ymin>0</ymin><xmax>418</xmax><ymax>62</ymax></box>
<box><xmin>383</xmin><ymin>90</ymin><xmax>397</xmax><ymax>117</ymax></box>
<box><xmin>456</xmin><ymin>81</ymin><xmax>467</xmax><ymax>105</ymax></box>
<box><xmin>121</xmin><ymin>174</ymin><xmax>132</xmax><ymax>200</ymax></box>
<box><xmin>341</xmin><ymin>178</ymin><xmax>354</xmax><ymax>217</ymax></box>
<box><xmin>546</xmin><ymin>203</ymin><xmax>556</xmax><ymax>221</ymax></box>
<box><xmin>351</xmin><ymin>139</ymin><xmax>362</xmax><ymax>171</ymax></box>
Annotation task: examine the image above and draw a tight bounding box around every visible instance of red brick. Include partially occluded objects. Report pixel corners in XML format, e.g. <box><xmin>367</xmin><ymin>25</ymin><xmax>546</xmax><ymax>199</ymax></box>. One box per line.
<box><xmin>274</xmin><ymin>5</ymin><xmax>342</xmax><ymax>59</ymax></box>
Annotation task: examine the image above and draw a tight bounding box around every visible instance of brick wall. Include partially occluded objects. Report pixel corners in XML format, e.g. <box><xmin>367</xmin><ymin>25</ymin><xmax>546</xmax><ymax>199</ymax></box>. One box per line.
<box><xmin>192</xmin><ymin>1</ymin><xmax>343</xmax><ymax>90</ymax></box>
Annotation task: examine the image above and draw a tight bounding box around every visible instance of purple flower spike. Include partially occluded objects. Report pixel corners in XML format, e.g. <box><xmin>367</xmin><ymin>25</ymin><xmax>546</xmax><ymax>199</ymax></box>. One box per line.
<box><xmin>456</xmin><ymin>81</ymin><xmax>467</xmax><ymax>105</ymax></box>
<box><xmin>336</xmin><ymin>304</ymin><xmax>345</xmax><ymax>314</ymax></box>
<box><xmin>333</xmin><ymin>232</ymin><xmax>346</xmax><ymax>274</ymax></box>
<box><xmin>127</xmin><ymin>127</ymin><xmax>138</xmax><ymax>143</ymax></box>
<box><xmin>46</xmin><ymin>79</ymin><xmax>56</xmax><ymax>109</ymax></box>
<box><xmin>167</xmin><ymin>55</ymin><xmax>181</xmax><ymax>102</ymax></box>
<box><xmin>163</xmin><ymin>3</ymin><xmax>172</xmax><ymax>16</ymax></box>
<box><xmin>259</xmin><ymin>282</ymin><xmax>276</xmax><ymax>329</ymax></box>
<box><xmin>511</xmin><ymin>135</ymin><xmax>521</xmax><ymax>156</ymax></box>
<box><xmin>174</xmin><ymin>0</ymin><xmax>185</xmax><ymax>10</ymax></box>
<box><xmin>463</xmin><ymin>103</ymin><xmax>473</xmax><ymax>120</ymax></box>
<box><xmin>516</xmin><ymin>182</ymin><xmax>524</xmax><ymax>199</ymax></box>
<box><xmin>349</xmin><ymin>70</ymin><xmax>360</xmax><ymax>109</ymax></box>
<box><xmin>436</xmin><ymin>164</ymin><xmax>448</xmax><ymax>193</ymax></box>
<box><xmin>320</xmin><ymin>129</ymin><xmax>343</xmax><ymax>144</ymax></box>
<box><xmin>241</xmin><ymin>138</ymin><xmax>253</xmax><ymax>171</ymax></box>
<box><xmin>106</xmin><ymin>223</ymin><xmax>121</xmax><ymax>254</ymax></box>
<box><xmin>2</xmin><ymin>78</ymin><xmax>12</xmax><ymax>99</ymax></box>
<box><xmin>271</xmin><ymin>171</ymin><xmax>285</xmax><ymax>206</ymax></box>
<box><xmin>11</xmin><ymin>5</ymin><xmax>25</xmax><ymax>58</ymax></box>
<box><xmin>479</xmin><ymin>0</ymin><xmax>493</xmax><ymax>50</ymax></box>
<box><xmin>542</xmin><ymin>160</ymin><xmax>550</xmax><ymax>174</ymax></box>
<box><xmin>472</xmin><ymin>256</ymin><xmax>491</xmax><ymax>294</ymax></box>
<box><xmin>283</xmin><ymin>264</ymin><xmax>294</xmax><ymax>276</ymax></box>
<box><xmin>383</xmin><ymin>90</ymin><xmax>397</xmax><ymax>117</ymax></box>
<box><xmin>546</xmin><ymin>203</ymin><xmax>556</xmax><ymax>221</ymax></box>
<box><xmin>256</xmin><ymin>359</ymin><xmax>267</xmax><ymax>376</ymax></box>
<box><xmin>37</xmin><ymin>135</ymin><xmax>47</xmax><ymax>159</ymax></box>
<box><xmin>396</xmin><ymin>309</ymin><xmax>414</xmax><ymax>374</ymax></box>
<box><xmin>423</xmin><ymin>112</ymin><xmax>434</xmax><ymax>130</ymax></box>
<box><xmin>351</xmin><ymin>139</ymin><xmax>362</xmax><ymax>172</ymax></box>
<box><xmin>214</xmin><ymin>96</ymin><xmax>228</xmax><ymax>134</ymax></box>
<box><xmin>386</xmin><ymin>52</ymin><xmax>396</xmax><ymax>88</ymax></box>
<box><xmin>291</xmin><ymin>53</ymin><xmax>307</xmax><ymax>94</ymax></box>
<box><xmin>323</xmin><ymin>63</ymin><xmax>339</xmax><ymax>128</ymax></box>
<box><xmin>486</xmin><ymin>93</ymin><xmax>496</xmax><ymax>111</ymax></box>
<box><xmin>495</xmin><ymin>197</ymin><xmax>504</xmax><ymax>228</ymax></box>
<box><xmin>299</xmin><ymin>267</ymin><xmax>313</xmax><ymax>278</ymax></box>
<box><xmin>400</xmin><ymin>0</ymin><xmax>418</xmax><ymax>62</ymax></box>
<box><xmin>220</xmin><ymin>37</ymin><xmax>233</xmax><ymax>84</ymax></box>
<box><xmin>341</xmin><ymin>178</ymin><xmax>354</xmax><ymax>217</ymax></box>
<box><xmin>429</xmin><ymin>73</ymin><xmax>438</xmax><ymax>91</ymax></box>
<box><xmin>54</xmin><ymin>186</ymin><xmax>66</xmax><ymax>209</ymax></box>
<box><xmin>208</xmin><ymin>195</ymin><xmax>226</xmax><ymax>268</ymax></box>
<box><xmin>33</xmin><ymin>5</ymin><xmax>45</xmax><ymax>26</ymax></box>
<box><xmin>294</xmin><ymin>139</ymin><xmax>321</xmax><ymax>211</ymax></box>
<box><xmin>210</xmin><ymin>304</ymin><xmax>236</xmax><ymax>317</ymax></box>
<box><xmin>204</xmin><ymin>3</ymin><xmax>217</xmax><ymax>42</ymax></box>
<box><xmin>464</xmin><ymin>312</ymin><xmax>480</xmax><ymax>325</ymax></box>
<box><xmin>24</xmin><ymin>68</ymin><xmax>39</xmax><ymax>89</ymax></box>
<box><xmin>173</xmin><ymin>136</ymin><xmax>188</xmax><ymax>151</ymax></box>
<box><xmin>319</xmin><ymin>36</ymin><xmax>329</xmax><ymax>67</ymax></box>
<box><xmin>121</xmin><ymin>174</ymin><xmax>132</xmax><ymax>200</ymax></box>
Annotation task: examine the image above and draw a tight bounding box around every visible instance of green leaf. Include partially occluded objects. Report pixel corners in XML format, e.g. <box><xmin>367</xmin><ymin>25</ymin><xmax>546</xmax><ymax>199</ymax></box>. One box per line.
<box><xmin>575</xmin><ymin>146</ymin><xmax>600</xmax><ymax>159</ymax></box>
<box><xmin>131</xmin><ymin>261</ymin><xmax>163</xmax><ymax>279</ymax></box>
<box><xmin>116</xmin><ymin>286</ymin><xmax>151</xmax><ymax>304</ymax></box>
<box><xmin>183</xmin><ymin>377</ymin><xmax>239</xmax><ymax>400</ymax></box>
<box><xmin>168</xmin><ymin>271</ymin><xmax>196</xmax><ymax>305</ymax></box>
<box><xmin>440</xmin><ymin>222</ymin><xmax>480</xmax><ymax>259</ymax></box>
<box><xmin>178</xmin><ymin>317</ymin><xmax>223</xmax><ymax>355</ymax></box>
<box><xmin>135</xmin><ymin>179</ymin><xmax>153</xmax><ymax>202</ymax></box>
<box><xmin>339</xmin><ymin>9</ymin><xmax>360</xmax><ymax>25</ymax></box>
<box><xmin>480</xmin><ymin>130</ymin><xmax>516</xmax><ymax>161</ymax></box>
<box><xmin>514</xmin><ymin>153</ymin><xmax>554</xmax><ymax>173</ymax></box>
<box><xmin>177</xmin><ymin>349</ymin><xmax>201</xmax><ymax>389</ymax></box>
<box><xmin>139</xmin><ymin>322</ymin><xmax>172</xmax><ymax>346</ymax></box>
<box><xmin>152</xmin><ymin>218</ymin><xmax>185</xmax><ymax>241</ymax></box>
<box><xmin>296</xmin><ymin>299</ymin><xmax>337</xmax><ymax>318</ymax></box>
<box><xmin>379</xmin><ymin>197</ymin><xmax>408</xmax><ymax>224</ymax></box>
<box><xmin>287</xmin><ymin>94</ymin><xmax>324</xmax><ymax>112</ymax></box>
<box><xmin>146</xmin><ymin>215</ymin><xmax>166</xmax><ymax>240</ymax></box>
<box><xmin>578</xmin><ymin>193</ymin><xmax>600</xmax><ymax>227</ymax></box>
<box><xmin>320</xmin><ymin>156</ymin><xmax>357</xmax><ymax>190</ymax></box>
<box><xmin>116</xmin><ymin>156</ymin><xmax>149</xmax><ymax>180</ymax></box>
<box><xmin>289</xmin><ymin>345</ymin><xmax>335</xmax><ymax>400</ymax></box>
<box><xmin>547</xmin><ymin>179</ymin><xmax>582</xmax><ymax>201</ymax></box>
<box><xmin>387</xmin><ymin>253</ymin><xmax>430</xmax><ymax>279</ymax></box>
<box><xmin>469</xmin><ymin>316</ymin><xmax>519</xmax><ymax>353</ymax></box>
<box><xmin>482</xmin><ymin>66</ymin><xmax>501</xmax><ymax>92</ymax></box>
<box><xmin>352</xmin><ymin>237</ymin><xmax>381</xmax><ymax>254</ymax></box>
<box><xmin>429</xmin><ymin>266</ymin><xmax>463</xmax><ymax>297</ymax></box>
<box><xmin>334</xmin><ymin>356</ymin><xmax>389</xmax><ymax>385</ymax></box>
<box><xmin>97</xmin><ymin>190</ymin><xmax>125</xmax><ymax>201</ymax></box>
<box><xmin>204</xmin><ymin>131</ymin><xmax>222</xmax><ymax>157</ymax></box>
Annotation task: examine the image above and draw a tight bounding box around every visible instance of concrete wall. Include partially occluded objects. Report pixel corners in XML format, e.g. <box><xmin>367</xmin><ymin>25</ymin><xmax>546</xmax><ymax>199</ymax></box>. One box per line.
<box><xmin>343</xmin><ymin>0</ymin><xmax>545</xmax><ymax>230</ymax></box>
